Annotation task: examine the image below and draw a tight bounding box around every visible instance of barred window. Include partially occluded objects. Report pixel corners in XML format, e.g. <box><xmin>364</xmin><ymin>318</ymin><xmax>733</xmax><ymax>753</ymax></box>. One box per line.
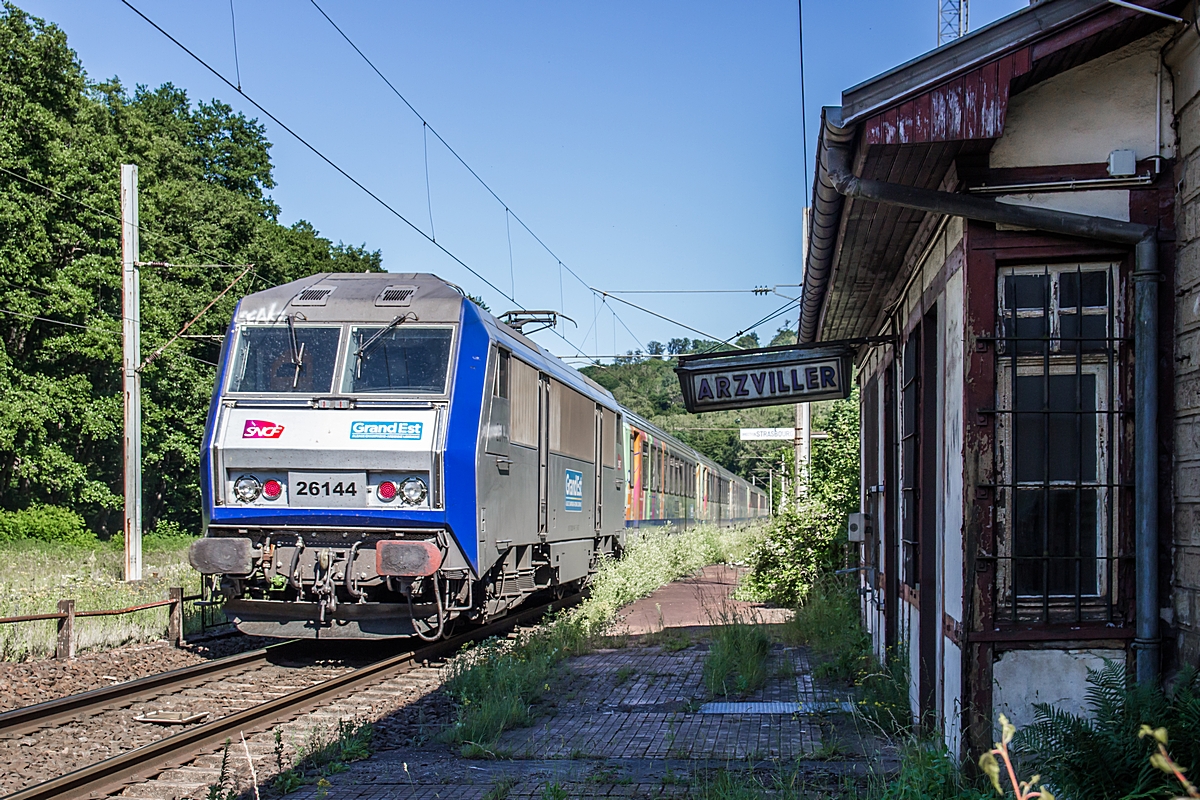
<box><xmin>994</xmin><ymin>264</ymin><xmax>1121</xmax><ymax>624</ymax></box>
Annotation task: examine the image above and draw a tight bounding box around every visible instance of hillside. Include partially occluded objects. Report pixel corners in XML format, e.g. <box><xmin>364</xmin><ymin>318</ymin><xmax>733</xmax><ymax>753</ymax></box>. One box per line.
<box><xmin>580</xmin><ymin>328</ymin><xmax>844</xmax><ymax>489</ymax></box>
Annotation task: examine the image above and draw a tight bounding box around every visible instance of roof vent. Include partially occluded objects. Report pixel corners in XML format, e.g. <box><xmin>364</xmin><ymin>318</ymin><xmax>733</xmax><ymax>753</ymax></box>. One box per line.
<box><xmin>376</xmin><ymin>285</ymin><xmax>417</xmax><ymax>307</ymax></box>
<box><xmin>291</xmin><ymin>286</ymin><xmax>334</xmax><ymax>306</ymax></box>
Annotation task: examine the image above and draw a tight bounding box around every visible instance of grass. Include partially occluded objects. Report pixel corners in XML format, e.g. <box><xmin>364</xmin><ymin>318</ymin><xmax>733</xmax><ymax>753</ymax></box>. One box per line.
<box><xmin>440</xmin><ymin>522</ymin><xmax>766</xmax><ymax>755</ymax></box>
<box><xmin>272</xmin><ymin>719</ymin><xmax>374</xmax><ymax>795</ymax></box>
<box><xmin>780</xmin><ymin>574</ymin><xmax>910</xmax><ymax>735</ymax></box>
<box><xmin>0</xmin><ymin>533</ymin><xmax>208</xmax><ymax>661</ymax></box>
<box><xmin>703</xmin><ymin>613</ymin><xmax>772</xmax><ymax>698</ymax></box>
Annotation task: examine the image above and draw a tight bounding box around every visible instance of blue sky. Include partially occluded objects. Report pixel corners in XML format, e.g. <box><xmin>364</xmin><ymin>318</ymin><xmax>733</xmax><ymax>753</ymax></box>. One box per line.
<box><xmin>25</xmin><ymin>0</ymin><xmax>1025</xmax><ymax>361</ymax></box>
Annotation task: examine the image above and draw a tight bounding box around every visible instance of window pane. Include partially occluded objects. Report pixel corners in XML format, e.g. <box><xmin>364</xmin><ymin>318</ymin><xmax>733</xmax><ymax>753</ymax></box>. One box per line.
<box><xmin>229</xmin><ymin>326</ymin><xmax>340</xmax><ymax>394</ymax></box>
<box><xmin>1005</xmin><ymin>275</ymin><xmax>1049</xmax><ymax>310</ymax></box>
<box><xmin>1014</xmin><ymin>488</ymin><xmax>1098</xmax><ymax>596</ymax></box>
<box><xmin>1060</xmin><ymin>271</ymin><xmax>1107</xmax><ymax>309</ymax></box>
<box><xmin>1014</xmin><ymin>374</ymin><xmax>1097</xmax><ymax>483</ymax></box>
<box><xmin>1060</xmin><ymin>314</ymin><xmax>1108</xmax><ymax>352</ymax></box>
<box><xmin>344</xmin><ymin>327</ymin><xmax>453</xmax><ymax>394</ymax></box>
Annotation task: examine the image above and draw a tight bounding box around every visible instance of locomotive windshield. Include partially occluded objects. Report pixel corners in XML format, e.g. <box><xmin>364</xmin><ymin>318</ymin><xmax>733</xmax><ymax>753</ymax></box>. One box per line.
<box><xmin>227</xmin><ymin>325</ymin><xmax>341</xmax><ymax>393</ymax></box>
<box><xmin>343</xmin><ymin>326</ymin><xmax>453</xmax><ymax>394</ymax></box>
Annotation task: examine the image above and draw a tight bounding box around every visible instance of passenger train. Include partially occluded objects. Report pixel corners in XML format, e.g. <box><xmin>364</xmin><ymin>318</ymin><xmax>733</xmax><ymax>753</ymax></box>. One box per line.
<box><xmin>190</xmin><ymin>273</ymin><xmax>768</xmax><ymax>639</ymax></box>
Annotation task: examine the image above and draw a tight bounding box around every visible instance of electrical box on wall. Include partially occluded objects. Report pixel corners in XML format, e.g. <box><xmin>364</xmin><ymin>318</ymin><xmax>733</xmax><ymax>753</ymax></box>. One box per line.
<box><xmin>1107</xmin><ymin>149</ymin><xmax>1137</xmax><ymax>177</ymax></box>
<box><xmin>847</xmin><ymin>512</ymin><xmax>869</xmax><ymax>543</ymax></box>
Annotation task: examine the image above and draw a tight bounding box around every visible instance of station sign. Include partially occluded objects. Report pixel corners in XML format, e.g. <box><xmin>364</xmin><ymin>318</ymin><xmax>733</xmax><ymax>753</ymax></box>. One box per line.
<box><xmin>739</xmin><ymin>428</ymin><xmax>796</xmax><ymax>441</ymax></box>
<box><xmin>675</xmin><ymin>345</ymin><xmax>852</xmax><ymax>413</ymax></box>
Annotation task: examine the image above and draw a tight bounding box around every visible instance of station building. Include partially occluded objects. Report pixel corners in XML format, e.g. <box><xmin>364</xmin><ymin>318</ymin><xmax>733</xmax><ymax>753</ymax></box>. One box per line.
<box><xmin>798</xmin><ymin>0</ymin><xmax>1200</xmax><ymax>756</ymax></box>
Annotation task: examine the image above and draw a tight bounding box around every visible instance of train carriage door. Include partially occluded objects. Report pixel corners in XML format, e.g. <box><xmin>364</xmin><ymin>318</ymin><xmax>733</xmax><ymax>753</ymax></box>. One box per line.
<box><xmin>538</xmin><ymin>372</ymin><xmax>550</xmax><ymax>533</ymax></box>
<box><xmin>594</xmin><ymin>405</ymin><xmax>603</xmax><ymax>531</ymax></box>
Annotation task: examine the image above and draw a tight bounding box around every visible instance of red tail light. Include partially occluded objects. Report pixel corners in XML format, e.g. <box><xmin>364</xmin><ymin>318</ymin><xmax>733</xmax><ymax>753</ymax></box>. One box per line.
<box><xmin>262</xmin><ymin>479</ymin><xmax>282</xmax><ymax>500</ymax></box>
<box><xmin>377</xmin><ymin>480</ymin><xmax>397</xmax><ymax>502</ymax></box>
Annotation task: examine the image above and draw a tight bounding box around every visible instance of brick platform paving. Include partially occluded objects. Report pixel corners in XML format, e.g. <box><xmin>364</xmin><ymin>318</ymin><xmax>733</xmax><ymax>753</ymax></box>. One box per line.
<box><xmin>291</xmin><ymin>569</ymin><xmax>889</xmax><ymax>799</ymax></box>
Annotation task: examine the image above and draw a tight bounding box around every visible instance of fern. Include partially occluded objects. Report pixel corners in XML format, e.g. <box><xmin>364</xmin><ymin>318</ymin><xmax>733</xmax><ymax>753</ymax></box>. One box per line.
<box><xmin>1012</xmin><ymin>662</ymin><xmax>1200</xmax><ymax>800</ymax></box>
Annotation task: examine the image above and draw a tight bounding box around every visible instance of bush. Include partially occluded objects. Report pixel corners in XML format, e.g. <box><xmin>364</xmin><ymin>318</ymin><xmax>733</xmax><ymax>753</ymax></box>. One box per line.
<box><xmin>741</xmin><ymin>502</ymin><xmax>845</xmax><ymax>606</ymax></box>
<box><xmin>1013</xmin><ymin>662</ymin><xmax>1200</xmax><ymax>800</ymax></box>
<box><xmin>0</xmin><ymin>504</ymin><xmax>95</xmax><ymax>547</ymax></box>
<box><xmin>741</xmin><ymin>391</ymin><xmax>860</xmax><ymax>606</ymax></box>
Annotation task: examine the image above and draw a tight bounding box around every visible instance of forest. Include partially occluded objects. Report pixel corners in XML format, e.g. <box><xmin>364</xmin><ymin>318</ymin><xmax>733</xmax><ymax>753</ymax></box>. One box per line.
<box><xmin>0</xmin><ymin>4</ymin><xmax>380</xmax><ymax>538</ymax></box>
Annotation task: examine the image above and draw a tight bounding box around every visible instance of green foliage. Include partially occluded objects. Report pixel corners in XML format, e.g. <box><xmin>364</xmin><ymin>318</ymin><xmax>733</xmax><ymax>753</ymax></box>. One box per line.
<box><xmin>0</xmin><ymin>503</ymin><xmax>93</xmax><ymax>546</ymax></box>
<box><xmin>742</xmin><ymin>390</ymin><xmax>860</xmax><ymax>605</ymax></box>
<box><xmin>872</xmin><ymin>742</ymin><xmax>993</xmax><ymax>800</ymax></box>
<box><xmin>782</xmin><ymin>575</ymin><xmax>870</xmax><ymax>682</ymax></box>
<box><xmin>1013</xmin><ymin>662</ymin><xmax>1200</xmax><ymax>800</ymax></box>
<box><xmin>0</xmin><ymin>3</ymin><xmax>381</xmax><ymax>539</ymax></box>
<box><xmin>441</xmin><ymin>613</ymin><xmax>589</xmax><ymax>754</ymax></box>
<box><xmin>273</xmin><ymin>719</ymin><xmax>374</xmax><ymax>795</ymax></box>
<box><xmin>775</xmin><ymin>575</ymin><xmax>909</xmax><ymax>734</ymax></box>
<box><xmin>702</xmin><ymin>618</ymin><xmax>772</xmax><ymax>697</ymax></box>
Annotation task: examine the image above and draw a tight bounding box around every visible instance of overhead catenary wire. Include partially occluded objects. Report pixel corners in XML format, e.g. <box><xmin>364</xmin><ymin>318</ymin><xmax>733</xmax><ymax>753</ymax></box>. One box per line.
<box><xmin>0</xmin><ymin>165</ymin><xmax>240</xmax><ymax>273</ymax></box>
<box><xmin>306</xmin><ymin>0</ymin><xmax>650</xmax><ymax>353</ymax></box>
<box><xmin>118</xmin><ymin>0</ymin><xmax>518</xmax><ymax>308</ymax></box>
<box><xmin>120</xmin><ymin>0</ymin><xmax>608</xmax><ymax>367</ymax></box>
<box><xmin>589</xmin><ymin>289</ymin><xmax>724</xmax><ymax>343</ymax></box>
<box><xmin>0</xmin><ymin>307</ymin><xmax>218</xmax><ymax>367</ymax></box>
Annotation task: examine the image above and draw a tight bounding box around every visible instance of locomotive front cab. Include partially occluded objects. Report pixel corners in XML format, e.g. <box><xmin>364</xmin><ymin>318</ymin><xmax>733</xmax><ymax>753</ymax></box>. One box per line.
<box><xmin>193</xmin><ymin>274</ymin><xmax>488</xmax><ymax>639</ymax></box>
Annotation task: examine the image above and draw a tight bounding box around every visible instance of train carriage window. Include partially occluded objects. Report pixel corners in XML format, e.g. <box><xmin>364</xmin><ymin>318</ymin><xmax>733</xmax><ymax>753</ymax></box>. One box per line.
<box><xmin>495</xmin><ymin>349</ymin><xmax>510</xmax><ymax>398</ymax></box>
<box><xmin>228</xmin><ymin>325</ymin><xmax>341</xmax><ymax>394</ymax></box>
<box><xmin>343</xmin><ymin>326</ymin><xmax>453</xmax><ymax>394</ymax></box>
<box><xmin>550</xmin><ymin>380</ymin><xmax>595</xmax><ymax>461</ymax></box>
<box><xmin>602</xmin><ymin>408</ymin><xmax>617</xmax><ymax>467</ymax></box>
<box><xmin>510</xmin><ymin>358</ymin><xmax>539</xmax><ymax>447</ymax></box>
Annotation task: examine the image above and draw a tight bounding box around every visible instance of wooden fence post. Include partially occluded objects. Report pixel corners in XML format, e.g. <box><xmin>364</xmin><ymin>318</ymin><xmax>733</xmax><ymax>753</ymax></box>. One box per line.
<box><xmin>168</xmin><ymin>587</ymin><xmax>183</xmax><ymax>647</ymax></box>
<box><xmin>56</xmin><ymin>599</ymin><xmax>75</xmax><ymax>660</ymax></box>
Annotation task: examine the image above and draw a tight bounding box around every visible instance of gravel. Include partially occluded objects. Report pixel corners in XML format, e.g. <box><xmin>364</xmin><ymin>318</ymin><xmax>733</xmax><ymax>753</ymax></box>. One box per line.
<box><xmin>0</xmin><ymin>632</ymin><xmax>272</xmax><ymax>713</ymax></box>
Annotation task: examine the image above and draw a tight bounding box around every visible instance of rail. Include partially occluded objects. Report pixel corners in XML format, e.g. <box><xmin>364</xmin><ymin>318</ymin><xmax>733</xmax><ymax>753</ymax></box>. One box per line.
<box><xmin>0</xmin><ymin>588</ymin><xmax>195</xmax><ymax>659</ymax></box>
<box><xmin>7</xmin><ymin>591</ymin><xmax>583</xmax><ymax>800</ymax></box>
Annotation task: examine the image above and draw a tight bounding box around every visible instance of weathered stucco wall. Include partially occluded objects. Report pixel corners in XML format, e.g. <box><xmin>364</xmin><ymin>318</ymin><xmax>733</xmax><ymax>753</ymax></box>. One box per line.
<box><xmin>992</xmin><ymin>31</ymin><xmax>1174</xmax><ymax>168</ymax></box>
<box><xmin>993</xmin><ymin>648</ymin><xmax>1126</xmax><ymax>731</ymax></box>
<box><xmin>1166</xmin><ymin>25</ymin><xmax>1200</xmax><ymax>668</ymax></box>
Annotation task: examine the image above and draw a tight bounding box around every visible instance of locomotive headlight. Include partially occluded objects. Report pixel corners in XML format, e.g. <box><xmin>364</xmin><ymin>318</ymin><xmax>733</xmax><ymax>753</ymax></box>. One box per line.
<box><xmin>233</xmin><ymin>475</ymin><xmax>262</xmax><ymax>503</ymax></box>
<box><xmin>399</xmin><ymin>477</ymin><xmax>427</xmax><ymax>506</ymax></box>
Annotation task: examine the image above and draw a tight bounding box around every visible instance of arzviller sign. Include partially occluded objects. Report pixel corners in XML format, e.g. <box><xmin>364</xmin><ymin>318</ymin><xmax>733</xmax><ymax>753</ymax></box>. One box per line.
<box><xmin>674</xmin><ymin>345</ymin><xmax>852</xmax><ymax>413</ymax></box>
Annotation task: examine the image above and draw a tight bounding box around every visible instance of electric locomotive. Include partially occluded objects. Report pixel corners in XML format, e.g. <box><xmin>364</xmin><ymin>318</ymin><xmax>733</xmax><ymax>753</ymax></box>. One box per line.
<box><xmin>190</xmin><ymin>273</ymin><xmax>766</xmax><ymax>639</ymax></box>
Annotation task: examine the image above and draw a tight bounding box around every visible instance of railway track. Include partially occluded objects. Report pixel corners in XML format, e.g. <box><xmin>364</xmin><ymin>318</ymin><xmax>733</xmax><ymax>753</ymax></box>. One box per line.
<box><xmin>3</xmin><ymin>593</ymin><xmax>580</xmax><ymax>800</ymax></box>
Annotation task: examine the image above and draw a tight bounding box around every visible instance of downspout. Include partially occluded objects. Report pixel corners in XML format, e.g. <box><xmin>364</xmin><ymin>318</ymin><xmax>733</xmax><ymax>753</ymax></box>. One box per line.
<box><xmin>819</xmin><ymin>139</ymin><xmax>1161</xmax><ymax>683</ymax></box>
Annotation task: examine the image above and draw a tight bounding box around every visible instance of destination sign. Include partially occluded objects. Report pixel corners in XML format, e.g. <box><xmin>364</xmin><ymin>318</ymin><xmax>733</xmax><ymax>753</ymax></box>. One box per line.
<box><xmin>675</xmin><ymin>346</ymin><xmax>852</xmax><ymax>413</ymax></box>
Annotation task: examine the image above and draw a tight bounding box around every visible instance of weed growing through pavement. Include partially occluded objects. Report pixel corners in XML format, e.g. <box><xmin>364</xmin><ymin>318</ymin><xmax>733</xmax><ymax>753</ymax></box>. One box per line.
<box><xmin>540</xmin><ymin>780</ymin><xmax>569</xmax><ymax>800</ymax></box>
<box><xmin>702</xmin><ymin>608</ymin><xmax>772</xmax><ymax>698</ymax></box>
<box><xmin>614</xmin><ymin>665</ymin><xmax>636</xmax><ymax>686</ymax></box>
<box><xmin>440</xmin><ymin>523</ymin><xmax>765</xmax><ymax>754</ymax></box>
<box><xmin>271</xmin><ymin>719</ymin><xmax>373</xmax><ymax>795</ymax></box>
<box><xmin>482</xmin><ymin>775</ymin><xmax>518</xmax><ymax>800</ymax></box>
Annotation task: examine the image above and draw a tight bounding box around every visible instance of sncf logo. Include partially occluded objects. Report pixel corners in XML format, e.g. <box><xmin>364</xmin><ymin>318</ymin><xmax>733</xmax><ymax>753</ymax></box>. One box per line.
<box><xmin>242</xmin><ymin>420</ymin><xmax>284</xmax><ymax>439</ymax></box>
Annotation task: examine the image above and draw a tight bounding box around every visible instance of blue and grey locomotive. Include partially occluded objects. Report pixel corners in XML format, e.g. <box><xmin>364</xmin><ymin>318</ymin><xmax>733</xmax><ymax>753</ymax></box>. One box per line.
<box><xmin>190</xmin><ymin>273</ymin><xmax>766</xmax><ymax>639</ymax></box>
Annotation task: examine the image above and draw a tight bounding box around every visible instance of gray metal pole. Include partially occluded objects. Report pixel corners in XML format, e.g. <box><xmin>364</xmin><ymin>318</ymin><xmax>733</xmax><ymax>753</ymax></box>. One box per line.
<box><xmin>121</xmin><ymin>164</ymin><xmax>142</xmax><ymax>582</ymax></box>
<box><xmin>1134</xmin><ymin>235</ymin><xmax>1160</xmax><ymax>684</ymax></box>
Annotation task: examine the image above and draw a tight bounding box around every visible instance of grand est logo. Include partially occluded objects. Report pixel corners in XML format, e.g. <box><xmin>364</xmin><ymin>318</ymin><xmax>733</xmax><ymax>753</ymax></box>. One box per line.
<box><xmin>242</xmin><ymin>419</ymin><xmax>285</xmax><ymax>439</ymax></box>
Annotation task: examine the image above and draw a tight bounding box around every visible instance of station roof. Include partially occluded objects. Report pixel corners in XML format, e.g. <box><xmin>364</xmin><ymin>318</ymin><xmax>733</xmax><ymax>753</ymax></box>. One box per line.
<box><xmin>798</xmin><ymin>0</ymin><xmax>1185</xmax><ymax>344</ymax></box>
